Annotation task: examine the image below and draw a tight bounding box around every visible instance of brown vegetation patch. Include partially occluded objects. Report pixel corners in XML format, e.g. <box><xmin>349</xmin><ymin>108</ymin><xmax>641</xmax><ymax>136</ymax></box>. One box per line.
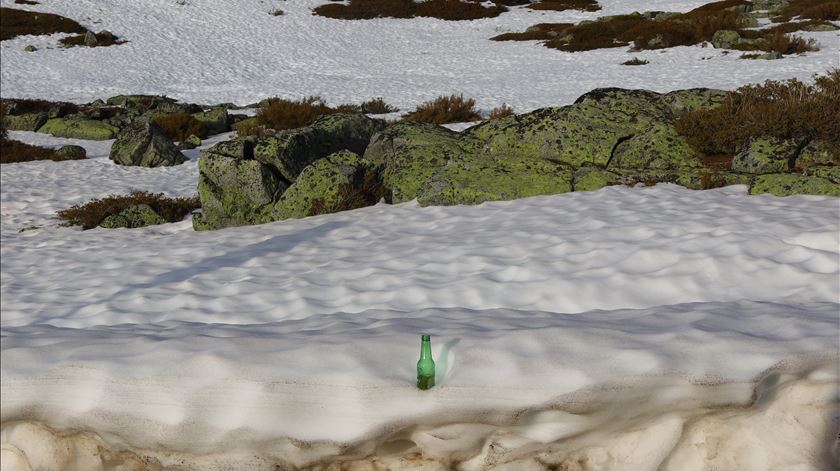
<box><xmin>0</xmin><ymin>140</ymin><xmax>83</xmax><ymax>164</ymax></box>
<box><xmin>675</xmin><ymin>69</ymin><xmax>840</xmax><ymax>156</ymax></box>
<box><xmin>256</xmin><ymin>96</ymin><xmax>338</xmax><ymax>131</ymax></box>
<box><xmin>490</xmin><ymin>23</ymin><xmax>573</xmax><ymax>41</ymax></box>
<box><xmin>313</xmin><ymin>0</ymin><xmax>507</xmax><ymax>21</ymax></box>
<box><xmin>527</xmin><ymin>0</ymin><xmax>601</xmax><ymax>12</ymax></box>
<box><xmin>361</xmin><ymin>97</ymin><xmax>398</xmax><ymax>114</ymax></box>
<box><xmin>488</xmin><ymin>103</ymin><xmax>514</xmax><ymax>119</ymax></box>
<box><xmin>308</xmin><ymin>168</ymin><xmax>391</xmax><ymax>216</ymax></box>
<box><xmin>1</xmin><ymin>98</ymin><xmax>80</xmax><ymax>117</ymax></box>
<box><xmin>234</xmin><ymin>120</ymin><xmax>273</xmax><ymax>138</ymax></box>
<box><xmin>59</xmin><ymin>31</ymin><xmax>126</xmax><ymax>48</ymax></box>
<box><xmin>57</xmin><ymin>191</ymin><xmax>200</xmax><ymax>229</ymax></box>
<box><xmin>764</xmin><ymin>19</ymin><xmax>837</xmax><ymax>33</ymax></box>
<box><xmin>402</xmin><ymin>94</ymin><xmax>482</xmax><ymax>124</ymax></box>
<box><xmin>621</xmin><ymin>57</ymin><xmax>649</xmax><ymax>65</ymax></box>
<box><xmin>774</xmin><ymin>0</ymin><xmax>840</xmax><ymax>21</ymax></box>
<box><xmin>0</xmin><ymin>7</ymin><xmax>85</xmax><ymax>41</ymax></box>
<box><xmin>152</xmin><ymin>113</ymin><xmax>207</xmax><ymax>142</ymax></box>
<box><xmin>14</xmin><ymin>0</ymin><xmax>39</xmax><ymax>5</ymax></box>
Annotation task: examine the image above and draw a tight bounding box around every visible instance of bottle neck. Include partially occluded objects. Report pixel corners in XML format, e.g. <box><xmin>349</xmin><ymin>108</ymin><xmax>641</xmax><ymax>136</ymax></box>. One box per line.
<box><xmin>420</xmin><ymin>339</ymin><xmax>432</xmax><ymax>359</ymax></box>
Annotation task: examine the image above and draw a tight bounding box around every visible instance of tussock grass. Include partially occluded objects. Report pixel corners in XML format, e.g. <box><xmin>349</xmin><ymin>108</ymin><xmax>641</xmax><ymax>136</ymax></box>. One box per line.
<box><xmin>313</xmin><ymin>0</ymin><xmax>507</xmax><ymax>21</ymax></box>
<box><xmin>0</xmin><ymin>7</ymin><xmax>85</xmax><ymax>41</ymax></box>
<box><xmin>402</xmin><ymin>94</ymin><xmax>482</xmax><ymax>124</ymax></box>
<box><xmin>621</xmin><ymin>57</ymin><xmax>649</xmax><ymax>65</ymax></box>
<box><xmin>675</xmin><ymin>69</ymin><xmax>840</xmax><ymax>156</ymax></box>
<box><xmin>152</xmin><ymin>113</ymin><xmax>207</xmax><ymax>142</ymax></box>
<box><xmin>58</xmin><ymin>191</ymin><xmax>200</xmax><ymax>229</ymax></box>
<box><xmin>361</xmin><ymin>97</ymin><xmax>398</xmax><ymax>114</ymax></box>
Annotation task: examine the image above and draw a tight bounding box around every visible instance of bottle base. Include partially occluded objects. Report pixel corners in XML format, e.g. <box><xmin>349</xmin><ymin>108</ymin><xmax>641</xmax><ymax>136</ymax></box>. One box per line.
<box><xmin>417</xmin><ymin>375</ymin><xmax>435</xmax><ymax>390</ymax></box>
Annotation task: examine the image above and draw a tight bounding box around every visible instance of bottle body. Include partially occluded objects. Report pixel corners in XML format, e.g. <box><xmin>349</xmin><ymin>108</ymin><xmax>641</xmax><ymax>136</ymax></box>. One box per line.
<box><xmin>417</xmin><ymin>334</ymin><xmax>435</xmax><ymax>390</ymax></box>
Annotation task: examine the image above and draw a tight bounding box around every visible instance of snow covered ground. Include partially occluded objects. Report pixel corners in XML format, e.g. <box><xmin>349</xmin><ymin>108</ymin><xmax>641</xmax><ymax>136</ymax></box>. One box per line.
<box><xmin>1</xmin><ymin>0</ymin><xmax>840</xmax><ymax>469</ymax></box>
<box><xmin>1</xmin><ymin>0</ymin><xmax>838</xmax><ymax>110</ymax></box>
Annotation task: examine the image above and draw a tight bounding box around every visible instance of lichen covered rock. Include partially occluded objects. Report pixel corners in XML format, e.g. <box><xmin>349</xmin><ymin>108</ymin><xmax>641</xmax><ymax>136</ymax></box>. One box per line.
<box><xmin>794</xmin><ymin>140</ymin><xmax>839</xmax><ymax>169</ymax></box>
<box><xmin>109</xmin><ymin>120</ymin><xmax>187</xmax><ymax>167</ymax></box>
<box><xmin>3</xmin><ymin>112</ymin><xmax>48</xmax><ymax>132</ymax></box>
<box><xmin>192</xmin><ymin>108</ymin><xmax>229</xmax><ymax>135</ymax></box>
<box><xmin>55</xmin><ymin>145</ymin><xmax>87</xmax><ymax>160</ymax></box>
<box><xmin>750</xmin><ymin>173</ymin><xmax>840</xmax><ymax>197</ymax></box>
<box><xmin>273</xmin><ymin>150</ymin><xmax>374</xmax><ymax>220</ymax></box>
<box><xmin>732</xmin><ymin>137</ymin><xmax>798</xmax><ymax>174</ymax></box>
<box><xmin>38</xmin><ymin>117</ymin><xmax>119</xmax><ymax>140</ymax></box>
<box><xmin>364</xmin><ymin>121</ymin><xmax>468</xmax><ymax>202</ymax></box>
<box><xmin>99</xmin><ymin>204</ymin><xmax>166</xmax><ymax>229</ymax></box>
<box><xmin>253</xmin><ymin>113</ymin><xmax>386</xmax><ymax>182</ymax></box>
<box><xmin>194</xmin><ymin>151</ymin><xmax>288</xmax><ymax>231</ymax></box>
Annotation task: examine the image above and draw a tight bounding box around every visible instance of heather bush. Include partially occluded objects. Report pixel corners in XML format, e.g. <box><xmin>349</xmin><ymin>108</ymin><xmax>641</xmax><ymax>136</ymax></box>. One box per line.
<box><xmin>313</xmin><ymin>0</ymin><xmax>507</xmax><ymax>21</ymax></box>
<box><xmin>491</xmin><ymin>23</ymin><xmax>573</xmax><ymax>41</ymax></box>
<box><xmin>152</xmin><ymin>113</ymin><xmax>207</xmax><ymax>142</ymax></box>
<box><xmin>527</xmin><ymin>0</ymin><xmax>600</xmax><ymax>12</ymax></box>
<box><xmin>675</xmin><ymin>69</ymin><xmax>840</xmax><ymax>156</ymax></box>
<box><xmin>361</xmin><ymin>97</ymin><xmax>398</xmax><ymax>114</ymax></box>
<box><xmin>402</xmin><ymin>94</ymin><xmax>482</xmax><ymax>124</ymax></box>
<box><xmin>256</xmin><ymin>96</ymin><xmax>337</xmax><ymax>131</ymax></box>
<box><xmin>234</xmin><ymin>119</ymin><xmax>272</xmax><ymax>138</ymax></box>
<box><xmin>58</xmin><ymin>191</ymin><xmax>200</xmax><ymax>229</ymax></box>
<box><xmin>0</xmin><ymin>7</ymin><xmax>85</xmax><ymax>41</ymax></box>
<box><xmin>1</xmin><ymin>140</ymin><xmax>84</xmax><ymax>164</ymax></box>
<box><xmin>774</xmin><ymin>0</ymin><xmax>840</xmax><ymax>21</ymax></box>
<box><xmin>488</xmin><ymin>104</ymin><xmax>514</xmax><ymax>119</ymax></box>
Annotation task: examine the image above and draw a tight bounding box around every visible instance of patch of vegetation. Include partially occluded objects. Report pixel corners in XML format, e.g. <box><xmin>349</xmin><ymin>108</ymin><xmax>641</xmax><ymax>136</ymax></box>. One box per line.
<box><xmin>763</xmin><ymin>19</ymin><xmax>838</xmax><ymax>34</ymax></box>
<box><xmin>0</xmin><ymin>7</ymin><xmax>86</xmax><ymax>41</ymax></box>
<box><xmin>14</xmin><ymin>0</ymin><xmax>39</xmax><ymax>5</ymax></box>
<box><xmin>504</xmin><ymin>0</ymin><xmax>826</xmax><ymax>56</ymax></box>
<box><xmin>621</xmin><ymin>57</ymin><xmax>649</xmax><ymax>65</ymax></box>
<box><xmin>234</xmin><ymin>119</ymin><xmax>272</xmax><ymax>138</ymax></box>
<box><xmin>59</xmin><ymin>31</ymin><xmax>126</xmax><ymax>48</ymax></box>
<box><xmin>488</xmin><ymin>103</ymin><xmax>514</xmax><ymax>119</ymax></box>
<box><xmin>402</xmin><ymin>94</ymin><xmax>482</xmax><ymax>124</ymax></box>
<box><xmin>57</xmin><ymin>191</ymin><xmax>200</xmax><ymax>229</ymax></box>
<box><xmin>0</xmin><ymin>140</ymin><xmax>83</xmax><ymax>164</ymax></box>
<box><xmin>152</xmin><ymin>113</ymin><xmax>207</xmax><ymax>142</ymax></box>
<box><xmin>256</xmin><ymin>96</ymin><xmax>338</xmax><ymax>131</ymax></box>
<box><xmin>773</xmin><ymin>0</ymin><xmax>840</xmax><ymax>22</ymax></box>
<box><xmin>490</xmin><ymin>23</ymin><xmax>573</xmax><ymax>41</ymax></box>
<box><xmin>527</xmin><ymin>0</ymin><xmax>601</xmax><ymax>12</ymax></box>
<box><xmin>1</xmin><ymin>98</ymin><xmax>80</xmax><ymax>116</ymax></box>
<box><xmin>361</xmin><ymin>97</ymin><xmax>398</xmax><ymax>114</ymax></box>
<box><xmin>313</xmin><ymin>0</ymin><xmax>508</xmax><ymax>21</ymax></box>
<box><xmin>675</xmin><ymin>69</ymin><xmax>840</xmax><ymax>156</ymax></box>
<box><xmin>308</xmin><ymin>168</ymin><xmax>391</xmax><ymax>216</ymax></box>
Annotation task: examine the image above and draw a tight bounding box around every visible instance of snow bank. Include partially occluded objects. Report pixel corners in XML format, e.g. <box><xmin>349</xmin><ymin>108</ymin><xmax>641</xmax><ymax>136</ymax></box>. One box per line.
<box><xmin>0</xmin><ymin>0</ymin><xmax>837</xmax><ymax>109</ymax></box>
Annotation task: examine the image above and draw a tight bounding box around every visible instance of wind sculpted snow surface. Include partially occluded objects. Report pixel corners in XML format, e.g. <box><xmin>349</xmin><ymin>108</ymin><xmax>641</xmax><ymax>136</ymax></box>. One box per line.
<box><xmin>0</xmin><ymin>0</ymin><xmax>838</xmax><ymax>110</ymax></box>
<box><xmin>1</xmin><ymin>131</ymin><xmax>839</xmax><ymax>469</ymax></box>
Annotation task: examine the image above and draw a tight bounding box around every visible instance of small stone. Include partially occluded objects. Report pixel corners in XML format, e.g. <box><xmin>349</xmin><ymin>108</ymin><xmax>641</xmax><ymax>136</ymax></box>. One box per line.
<box><xmin>23</xmin><ymin>45</ymin><xmax>37</xmax><ymax>52</ymax></box>
<box><xmin>55</xmin><ymin>145</ymin><xmax>87</xmax><ymax>160</ymax></box>
<box><xmin>84</xmin><ymin>31</ymin><xmax>98</xmax><ymax>47</ymax></box>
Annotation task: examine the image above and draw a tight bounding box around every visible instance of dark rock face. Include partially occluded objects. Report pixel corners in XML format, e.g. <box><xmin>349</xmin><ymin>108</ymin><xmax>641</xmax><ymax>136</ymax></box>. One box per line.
<box><xmin>109</xmin><ymin>120</ymin><xmax>187</xmax><ymax>167</ymax></box>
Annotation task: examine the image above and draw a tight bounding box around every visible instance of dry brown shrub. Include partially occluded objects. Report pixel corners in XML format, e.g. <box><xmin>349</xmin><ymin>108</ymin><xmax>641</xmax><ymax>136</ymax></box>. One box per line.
<box><xmin>57</xmin><ymin>191</ymin><xmax>200</xmax><ymax>229</ymax></box>
<box><xmin>775</xmin><ymin>0</ymin><xmax>840</xmax><ymax>21</ymax></box>
<box><xmin>1</xmin><ymin>140</ymin><xmax>83</xmax><ymax>164</ymax></box>
<box><xmin>402</xmin><ymin>94</ymin><xmax>482</xmax><ymax>124</ymax></box>
<box><xmin>361</xmin><ymin>97</ymin><xmax>398</xmax><ymax>114</ymax></box>
<box><xmin>621</xmin><ymin>57</ymin><xmax>649</xmax><ymax>65</ymax></box>
<box><xmin>152</xmin><ymin>113</ymin><xmax>207</xmax><ymax>142</ymax></box>
<box><xmin>488</xmin><ymin>104</ymin><xmax>514</xmax><ymax>119</ymax></box>
<box><xmin>313</xmin><ymin>0</ymin><xmax>507</xmax><ymax>21</ymax></box>
<box><xmin>764</xmin><ymin>19</ymin><xmax>836</xmax><ymax>33</ymax></box>
<box><xmin>0</xmin><ymin>7</ymin><xmax>86</xmax><ymax>41</ymax></box>
<box><xmin>257</xmin><ymin>96</ymin><xmax>337</xmax><ymax>131</ymax></box>
<box><xmin>675</xmin><ymin>69</ymin><xmax>840</xmax><ymax>156</ymax></box>
<box><xmin>545</xmin><ymin>14</ymin><xmax>644</xmax><ymax>51</ymax></box>
<box><xmin>234</xmin><ymin>120</ymin><xmax>272</xmax><ymax>138</ymax></box>
<box><xmin>527</xmin><ymin>0</ymin><xmax>601</xmax><ymax>12</ymax></box>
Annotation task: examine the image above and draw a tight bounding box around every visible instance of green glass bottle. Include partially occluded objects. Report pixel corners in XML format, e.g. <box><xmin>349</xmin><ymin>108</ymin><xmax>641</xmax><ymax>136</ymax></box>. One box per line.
<box><xmin>417</xmin><ymin>334</ymin><xmax>435</xmax><ymax>390</ymax></box>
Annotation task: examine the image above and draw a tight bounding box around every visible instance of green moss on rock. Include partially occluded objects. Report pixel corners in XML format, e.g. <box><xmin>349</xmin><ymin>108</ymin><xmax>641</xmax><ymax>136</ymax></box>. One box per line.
<box><xmin>99</xmin><ymin>204</ymin><xmax>167</xmax><ymax>229</ymax></box>
<box><xmin>38</xmin><ymin>117</ymin><xmax>119</xmax><ymax>140</ymax></box>
<box><xmin>4</xmin><ymin>112</ymin><xmax>48</xmax><ymax>132</ymax></box>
